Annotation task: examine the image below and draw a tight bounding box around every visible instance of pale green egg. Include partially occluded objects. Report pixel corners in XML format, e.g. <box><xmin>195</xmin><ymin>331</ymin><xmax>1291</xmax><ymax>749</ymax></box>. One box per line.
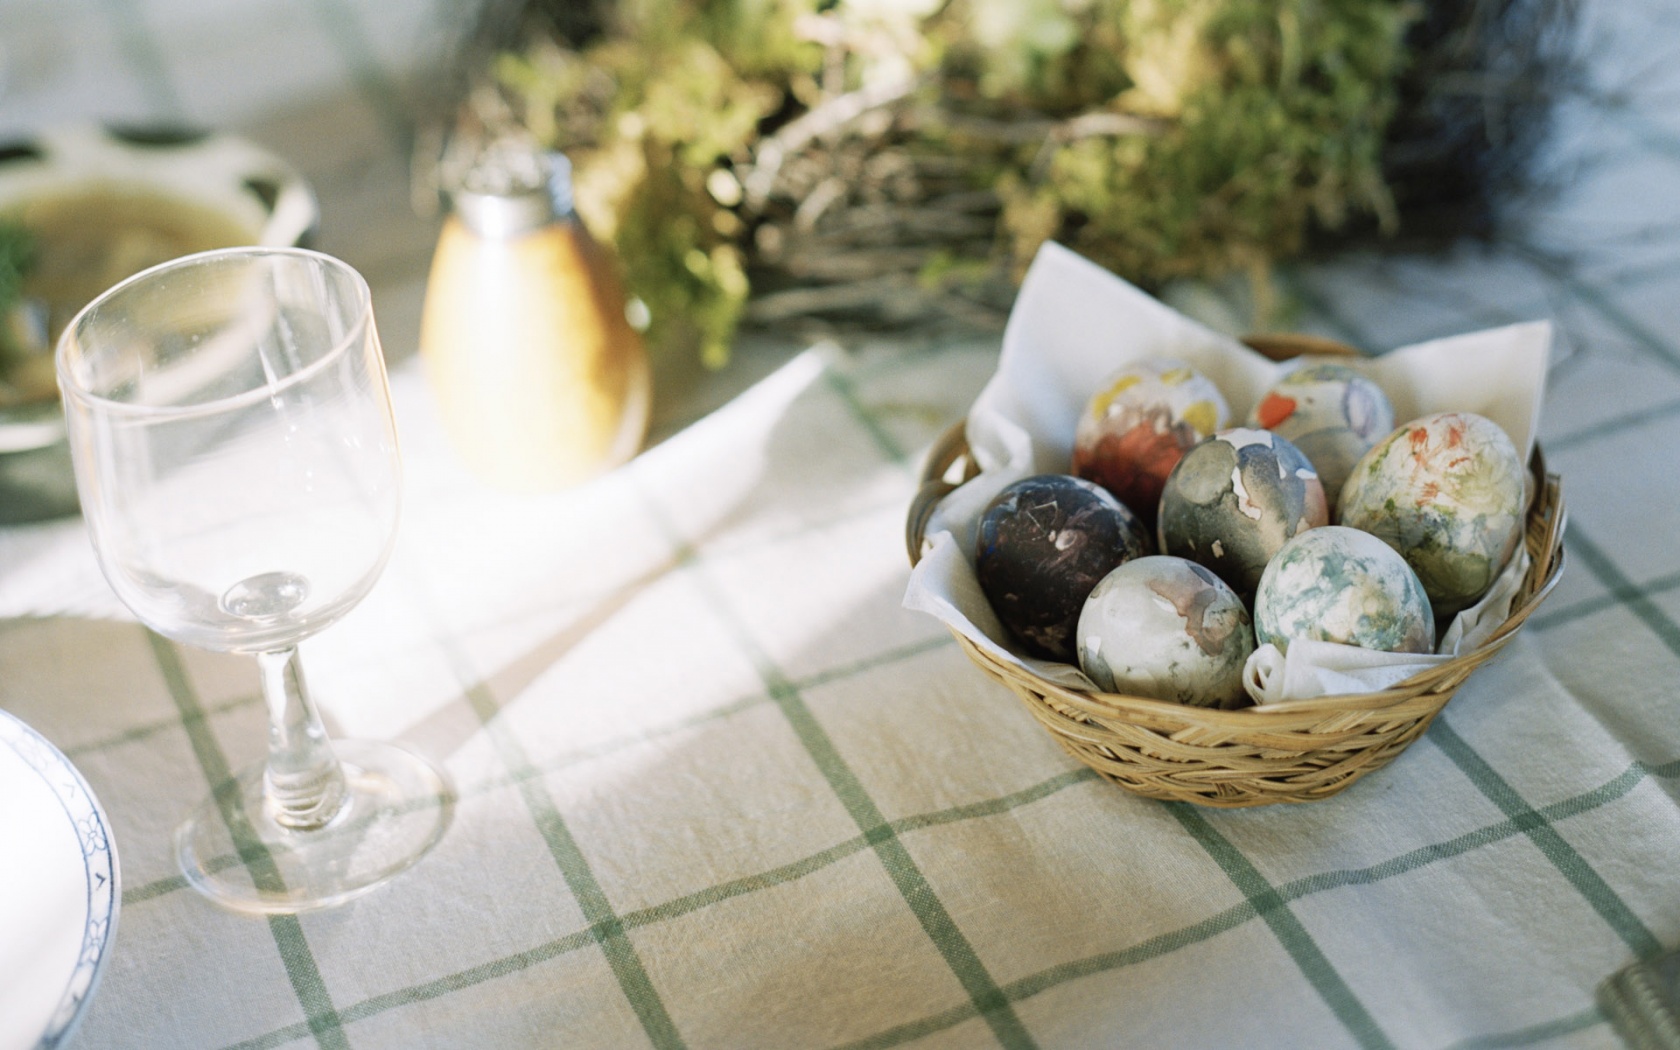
<box><xmin>1254</xmin><ymin>526</ymin><xmax>1434</xmax><ymax>654</ymax></box>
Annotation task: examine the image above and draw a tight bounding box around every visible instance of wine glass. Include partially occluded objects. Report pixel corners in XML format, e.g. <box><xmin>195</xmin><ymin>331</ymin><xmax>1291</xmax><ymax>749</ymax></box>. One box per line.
<box><xmin>56</xmin><ymin>246</ymin><xmax>454</xmax><ymax>914</ymax></box>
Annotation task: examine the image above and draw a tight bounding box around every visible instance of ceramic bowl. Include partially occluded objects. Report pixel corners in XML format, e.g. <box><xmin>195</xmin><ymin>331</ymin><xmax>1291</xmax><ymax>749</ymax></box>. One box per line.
<box><xmin>0</xmin><ymin>123</ymin><xmax>317</xmax><ymax>523</ymax></box>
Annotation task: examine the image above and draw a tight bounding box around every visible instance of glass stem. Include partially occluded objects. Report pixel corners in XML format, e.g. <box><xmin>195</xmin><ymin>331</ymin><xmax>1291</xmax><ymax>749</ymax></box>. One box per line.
<box><xmin>257</xmin><ymin>647</ymin><xmax>348</xmax><ymax>831</ymax></box>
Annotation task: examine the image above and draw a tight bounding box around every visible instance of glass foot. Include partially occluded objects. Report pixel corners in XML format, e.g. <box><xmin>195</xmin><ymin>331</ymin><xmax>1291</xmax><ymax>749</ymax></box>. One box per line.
<box><xmin>176</xmin><ymin>739</ymin><xmax>454</xmax><ymax>914</ymax></box>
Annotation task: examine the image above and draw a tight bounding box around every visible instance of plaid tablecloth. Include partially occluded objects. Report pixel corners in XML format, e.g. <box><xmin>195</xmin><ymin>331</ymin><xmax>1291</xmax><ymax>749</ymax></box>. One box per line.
<box><xmin>5</xmin><ymin>0</ymin><xmax>1680</xmax><ymax>1047</ymax></box>
<box><xmin>4</xmin><ymin>311</ymin><xmax>1680</xmax><ymax>1050</ymax></box>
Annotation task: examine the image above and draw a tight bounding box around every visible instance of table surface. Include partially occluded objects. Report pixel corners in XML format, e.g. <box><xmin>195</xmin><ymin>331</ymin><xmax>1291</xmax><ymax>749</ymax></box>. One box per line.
<box><xmin>4</xmin><ymin>2</ymin><xmax>1680</xmax><ymax>1048</ymax></box>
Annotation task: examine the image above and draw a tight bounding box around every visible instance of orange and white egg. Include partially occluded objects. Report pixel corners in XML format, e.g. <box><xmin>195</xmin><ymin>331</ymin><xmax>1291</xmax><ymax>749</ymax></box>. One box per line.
<box><xmin>1247</xmin><ymin>359</ymin><xmax>1394</xmax><ymax>509</ymax></box>
<box><xmin>1337</xmin><ymin>411</ymin><xmax>1526</xmax><ymax>618</ymax></box>
<box><xmin>1071</xmin><ymin>357</ymin><xmax>1228</xmax><ymax>530</ymax></box>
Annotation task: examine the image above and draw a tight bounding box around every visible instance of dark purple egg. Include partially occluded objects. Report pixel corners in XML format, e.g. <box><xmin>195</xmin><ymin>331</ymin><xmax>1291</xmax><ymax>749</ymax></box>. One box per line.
<box><xmin>975</xmin><ymin>474</ymin><xmax>1153</xmax><ymax>661</ymax></box>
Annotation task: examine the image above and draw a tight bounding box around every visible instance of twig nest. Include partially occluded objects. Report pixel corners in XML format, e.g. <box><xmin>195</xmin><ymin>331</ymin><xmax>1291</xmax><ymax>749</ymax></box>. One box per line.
<box><xmin>1077</xmin><ymin>556</ymin><xmax>1254</xmax><ymax>709</ymax></box>
<box><xmin>1247</xmin><ymin>358</ymin><xmax>1395</xmax><ymax>508</ymax></box>
<box><xmin>1071</xmin><ymin>357</ymin><xmax>1228</xmax><ymax>530</ymax></box>
<box><xmin>976</xmin><ymin>474</ymin><xmax>1152</xmax><ymax>661</ymax></box>
<box><xmin>1337</xmin><ymin>411</ymin><xmax>1527</xmax><ymax>618</ymax></box>
<box><xmin>1157</xmin><ymin>428</ymin><xmax>1329</xmax><ymax>600</ymax></box>
<box><xmin>1254</xmin><ymin>525</ymin><xmax>1435</xmax><ymax>655</ymax></box>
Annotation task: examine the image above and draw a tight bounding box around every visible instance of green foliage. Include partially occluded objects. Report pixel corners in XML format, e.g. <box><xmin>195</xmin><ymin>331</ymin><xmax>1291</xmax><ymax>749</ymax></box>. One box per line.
<box><xmin>0</xmin><ymin>220</ymin><xmax>35</xmax><ymax>323</ymax></box>
<box><xmin>493</xmin><ymin>3</ymin><xmax>798</xmax><ymax>366</ymax></box>
<box><xmin>1000</xmin><ymin>0</ymin><xmax>1409</xmax><ymax>286</ymax></box>
<box><xmin>611</xmin><ymin>138</ymin><xmax>751</xmax><ymax>370</ymax></box>
<box><xmin>491</xmin><ymin>0</ymin><xmax>1416</xmax><ymax>363</ymax></box>
<box><xmin>0</xmin><ymin>219</ymin><xmax>38</xmax><ymax>360</ymax></box>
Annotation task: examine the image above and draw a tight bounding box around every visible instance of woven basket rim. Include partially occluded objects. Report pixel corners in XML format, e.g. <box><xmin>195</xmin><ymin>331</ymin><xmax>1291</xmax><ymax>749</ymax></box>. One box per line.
<box><xmin>907</xmin><ymin>334</ymin><xmax>1567</xmax><ymax>724</ymax></box>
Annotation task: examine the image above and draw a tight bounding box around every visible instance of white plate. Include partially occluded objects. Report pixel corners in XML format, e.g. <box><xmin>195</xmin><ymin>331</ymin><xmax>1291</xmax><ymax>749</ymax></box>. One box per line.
<box><xmin>0</xmin><ymin>708</ymin><xmax>119</xmax><ymax>1050</ymax></box>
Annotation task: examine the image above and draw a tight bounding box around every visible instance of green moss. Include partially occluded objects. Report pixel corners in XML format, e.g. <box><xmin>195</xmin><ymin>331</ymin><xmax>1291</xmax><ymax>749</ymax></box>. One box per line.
<box><xmin>0</xmin><ymin>219</ymin><xmax>38</xmax><ymax>360</ymax></box>
<box><xmin>0</xmin><ymin>221</ymin><xmax>34</xmax><ymax>317</ymax></box>
<box><xmin>492</xmin><ymin>0</ymin><xmax>1416</xmax><ymax>364</ymax></box>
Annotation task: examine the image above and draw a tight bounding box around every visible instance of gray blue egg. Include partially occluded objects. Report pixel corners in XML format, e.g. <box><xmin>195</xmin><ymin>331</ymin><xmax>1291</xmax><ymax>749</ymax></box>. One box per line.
<box><xmin>976</xmin><ymin>474</ymin><xmax>1153</xmax><ymax>661</ymax></box>
<box><xmin>1157</xmin><ymin>428</ymin><xmax>1329</xmax><ymax>599</ymax></box>
<box><xmin>1076</xmin><ymin>555</ymin><xmax>1254</xmax><ymax>709</ymax></box>
<box><xmin>1254</xmin><ymin>526</ymin><xmax>1435</xmax><ymax>654</ymax></box>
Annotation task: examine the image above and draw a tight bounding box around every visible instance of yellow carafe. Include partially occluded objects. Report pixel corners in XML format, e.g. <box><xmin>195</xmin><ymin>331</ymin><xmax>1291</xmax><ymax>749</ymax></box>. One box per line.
<box><xmin>419</xmin><ymin>147</ymin><xmax>649</xmax><ymax>491</ymax></box>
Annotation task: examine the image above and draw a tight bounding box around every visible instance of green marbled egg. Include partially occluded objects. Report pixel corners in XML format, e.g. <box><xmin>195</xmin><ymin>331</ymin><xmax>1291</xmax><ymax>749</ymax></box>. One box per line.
<box><xmin>1254</xmin><ymin>526</ymin><xmax>1435</xmax><ymax>654</ymax></box>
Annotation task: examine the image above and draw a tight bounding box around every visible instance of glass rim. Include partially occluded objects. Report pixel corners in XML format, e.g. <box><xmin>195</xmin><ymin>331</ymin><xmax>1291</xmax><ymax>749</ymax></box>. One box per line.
<box><xmin>54</xmin><ymin>245</ymin><xmax>373</xmax><ymax>419</ymax></box>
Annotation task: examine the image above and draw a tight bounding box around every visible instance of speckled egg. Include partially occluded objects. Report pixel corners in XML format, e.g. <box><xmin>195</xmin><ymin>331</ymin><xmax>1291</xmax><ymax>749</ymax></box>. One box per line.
<box><xmin>1254</xmin><ymin>526</ymin><xmax>1435</xmax><ymax>654</ymax></box>
<box><xmin>1076</xmin><ymin>556</ymin><xmax>1254</xmax><ymax>709</ymax></box>
<box><xmin>1157</xmin><ymin>428</ymin><xmax>1329</xmax><ymax>599</ymax></box>
<box><xmin>1338</xmin><ymin>411</ymin><xmax>1526</xmax><ymax>619</ymax></box>
<box><xmin>976</xmin><ymin>474</ymin><xmax>1153</xmax><ymax>661</ymax></box>
<box><xmin>1072</xmin><ymin>357</ymin><xmax>1229</xmax><ymax>529</ymax></box>
<box><xmin>1247</xmin><ymin>359</ymin><xmax>1395</xmax><ymax>508</ymax></box>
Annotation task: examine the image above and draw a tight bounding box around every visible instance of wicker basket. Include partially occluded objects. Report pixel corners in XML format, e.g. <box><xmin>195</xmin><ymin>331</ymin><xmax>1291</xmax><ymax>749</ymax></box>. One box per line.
<box><xmin>905</xmin><ymin>336</ymin><xmax>1567</xmax><ymax>808</ymax></box>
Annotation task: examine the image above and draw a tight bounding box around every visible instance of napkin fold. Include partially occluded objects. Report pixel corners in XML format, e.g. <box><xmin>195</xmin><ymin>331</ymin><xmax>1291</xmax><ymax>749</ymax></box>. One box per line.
<box><xmin>902</xmin><ymin>241</ymin><xmax>1552</xmax><ymax>706</ymax></box>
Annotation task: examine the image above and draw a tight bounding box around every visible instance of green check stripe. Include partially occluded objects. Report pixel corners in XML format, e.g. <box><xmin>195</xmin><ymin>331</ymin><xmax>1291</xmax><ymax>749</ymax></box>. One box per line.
<box><xmin>1542</xmin><ymin>396</ymin><xmax>1680</xmax><ymax>455</ymax></box>
<box><xmin>1566</xmin><ymin>528</ymin><xmax>1680</xmax><ymax>662</ymax></box>
<box><xmin>146</xmin><ymin>632</ymin><xmax>351</xmax><ymax>1050</ymax></box>
<box><xmin>637</xmin><ymin>468</ymin><xmax>1035</xmax><ymax>1049</ymax></box>
<box><xmin>122</xmin><ymin>633</ymin><xmax>959</xmax><ymax>908</ymax></box>
<box><xmin>728</xmin><ymin>606</ymin><xmax>1035</xmax><ymax>1049</ymax></box>
<box><xmin>453</xmin><ymin>673</ymin><xmax>687</xmax><ymax>1050</ymax></box>
<box><xmin>1533</xmin><ymin>251</ymin><xmax>1680</xmax><ymax>377</ymax></box>
<box><xmin>1441</xmin><ymin>1007</ymin><xmax>1605</xmax><ymax>1050</ymax></box>
<box><xmin>1280</xmin><ymin>267</ymin><xmax>1518</xmax><ymax>354</ymax></box>
<box><xmin>65</xmin><ymin>691</ymin><xmax>261</xmax><ymax>761</ymax></box>
<box><xmin>221</xmin><ymin>748</ymin><xmax>1680</xmax><ymax>1050</ymax></box>
<box><xmin>861</xmin><ymin>751</ymin><xmax>1680</xmax><ymax>1048</ymax></box>
<box><xmin>823</xmin><ymin>367</ymin><xmax>911</xmax><ymax>466</ymax></box>
<box><xmin>221</xmin><ymin>766</ymin><xmax>1101</xmax><ymax>1050</ymax></box>
<box><xmin>1170</xmin><ymin>804</ymin><xmax>1395</xmax><ymax>1050</ymax></box>
<box><xmin>218</xmin><ymin>924</ymin><xmax>603</xmax><ymax>1050</ymax></box>
<box><xmin>1429</xmin><ymin>718</ymin><xmax>1662</xmax><ymax>960</ymax></box>
<box><xmin>618</xmin><ymin>768</ymin><xmax>1098</xmax><ymax>934</ymax></box>
<box><xmin>1531</xmin><ymin>567</ymin><xmax>1680</xmax><ymax>635</ymax></box>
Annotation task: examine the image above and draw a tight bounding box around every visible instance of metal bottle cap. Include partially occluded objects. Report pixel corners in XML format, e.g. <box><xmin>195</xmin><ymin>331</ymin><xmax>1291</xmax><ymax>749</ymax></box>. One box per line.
<box><xmin>449</xmin><ymin>143</ymin><xmax>575</xmax><ymax>239</ymax></box>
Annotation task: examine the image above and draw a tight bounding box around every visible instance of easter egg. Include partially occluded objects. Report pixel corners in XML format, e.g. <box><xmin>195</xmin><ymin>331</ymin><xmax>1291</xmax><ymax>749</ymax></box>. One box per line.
<box><xmin>1248</xmin><ymin>359</ymin><xmax>1395</xmax><ymax>508</ymax></box>
<box><xmin>1157</xmin><ymin>428</ymin><xmax>1329</xmax><ymax>599</ymax></box>
<box><xmin>1072</xmin><ymin>357</ymin><xmax>1229</xmax><ymax>529</ymax></box>
<box><xmin>976</xmin><ymin>474</ymin><xmax>1153</xmax><ymax>661</ymax></box>
<box><xmin>1338</xmin><ymin>411</ymin><xmax>1526</xmax><ymax>618</ymax></box>
<box><xmin>1076</xmin><ymin>555</ymin><xmax>1254</xmax><ymax>709</ymax></box>
<box><xmin>1254</xmin><ymin>525</ymin><xmax>1435</xmax><ymax>654</ymax></box>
